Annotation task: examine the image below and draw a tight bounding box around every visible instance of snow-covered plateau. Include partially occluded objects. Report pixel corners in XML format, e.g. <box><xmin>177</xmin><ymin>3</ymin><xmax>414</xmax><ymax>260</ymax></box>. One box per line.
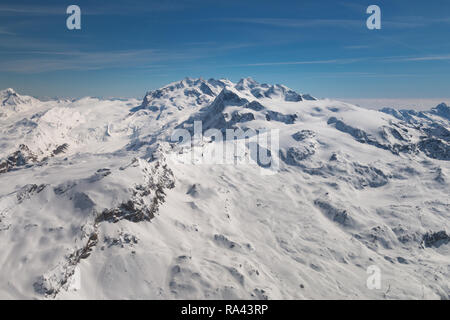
<box><xmin>0</xmin><ymin>78</ymin><xmax>448</xmax><ymax>299</ymax></box>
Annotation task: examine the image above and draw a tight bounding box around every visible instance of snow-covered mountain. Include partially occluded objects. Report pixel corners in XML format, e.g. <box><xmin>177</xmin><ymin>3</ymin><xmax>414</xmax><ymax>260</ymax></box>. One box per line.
<box><xmin>0</xmin><ymin>78</ymin><xmax>448</xmax><ymax>299</ymax></box>
<box><xmin>0</xmin><ymin>88</ymin><xmax>40</xmax><ymax>109</ymax></box>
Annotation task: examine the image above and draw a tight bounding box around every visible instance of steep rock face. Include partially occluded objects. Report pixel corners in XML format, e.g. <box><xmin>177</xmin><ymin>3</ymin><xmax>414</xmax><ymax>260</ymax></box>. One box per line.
<box><xmin>137</xmin><ymin>78</ymin><xmax>227</xmax><ymax>113</ymax></box>
<box><xmin>265</xmin><ymin>110</ymin><xmax>297</xmax><ymax>124</ymax></box>
<box><xmin>234</xmin><ymin>77</ymin><xmax>316</xmax><ymax>102</ymax></box>
<box><xmin>235</xmin><ymin>77</ymin><xmax>260</xmax><ymax>91</ymax></box>
<box><xmin>0</xmin><ymin>143</ymin><xmax>70</xmax><ymax>174</ymax></box>
<box><xmin>430</xmin><ymin>103</ymin><xmax>450</xmax><ymax>120</ymax></box>
<box><xmin>96</xmin><ymin>159</ymin><xmax>175</xmax><ymax>223</ymax></box>
<box><xmin>0</xmin><ymin>144</ymin><xmax>38</xmax><ymax>173</ymax></box>
<box><xmin>177</xmin><ymin>86</ymin><xmax>300</xmax><ymax>135</ymax></box>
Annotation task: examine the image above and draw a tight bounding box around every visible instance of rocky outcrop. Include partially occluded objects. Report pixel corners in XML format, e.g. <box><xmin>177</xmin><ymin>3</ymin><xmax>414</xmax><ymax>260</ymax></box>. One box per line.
<box><xmin>96</xmin><ymin>160</ymin><xmax>175</xmax><ymax>223</ymax></box>
<box><xmin>1</xmin><ymin>143</ymin><xmax>69</xmax><ymax>174</ymax></box>
<box><xmin>422</xmin><ymin>231</ymin><xmax>450</xmax><ymax>248</ymax></box>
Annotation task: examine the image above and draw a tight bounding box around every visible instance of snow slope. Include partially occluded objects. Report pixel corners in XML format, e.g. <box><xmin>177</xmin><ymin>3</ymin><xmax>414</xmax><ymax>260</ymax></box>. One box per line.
<box><xmin>0</xmin><ymin>78</ymin><xmax>448</xmax><ymax>299</ymax></box>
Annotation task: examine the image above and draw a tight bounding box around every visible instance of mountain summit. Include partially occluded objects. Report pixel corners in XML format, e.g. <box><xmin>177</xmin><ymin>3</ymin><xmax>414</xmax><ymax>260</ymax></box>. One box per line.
<box><xmin>0</xmin><ymin>88</ymin><xmax>39</xmax><ymax>107</ymax></box>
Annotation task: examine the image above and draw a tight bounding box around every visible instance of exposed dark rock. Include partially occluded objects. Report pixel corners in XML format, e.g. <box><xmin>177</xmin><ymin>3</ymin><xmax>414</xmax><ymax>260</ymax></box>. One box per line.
<box><xmin>244</xmin><ymin>101</ymin><xmax>265</xmax><ymax>111</ymax></box>
<box><xmin>214</xmin><ymin>234</ymin><xmax>240</xmax><ymax>250</ymax></box>
<box><xmin>329</xmin><ymin>153</ymin><xmax>338</xmax><ymax>161</ymax></box>
<box><xmin>104</xmin><ymin>233</ymin><xmax>138</xmax><ymax>248</ymax></box>
<box><xmin>199</xmin><ymin>83</ymin><xmax>214</xmax><ymax>96</ymax></box>
<box><xmin>53</xmin><ymin>182</ymin><xmax>76</xmax><ymax>195</ymax></box>
<box><xmin>292</xmin><ymin>130</ymin><xmax>315</xmax><ymax>141</ymax></box>
<box><xmin>1</xmin><ymin>144</ymin><xmax>38</xmax><ymax>173</ymax></box>
<box><xmin>265</xmin><ymin>110</ymin><xmax>297</xmax><ymax>124</ymax></box>
<box><xmin>378</xmin><ymin>104</ymin><xmax>450</xmax><ymax>160</ymax></box>
<box><xmin>314</xmin><ymin>199</ymin><xmax>353</xmax><ymax>227</ymax></box>
<box><xmin>230</xmin><ymin>111</ymin><xmax>255</xmax><ymax>123</ymax></box>
<box><xmin>184</xmin><ymin>88</ymin><xmax>201</xmax><ymax>98</ymax></box>
<box><xmin>34</xmin><ymin>230</ymin><xmax>99</xmax><ymax>297</ymax></box>
<box><xmin>280</xmin><ymin>146</ymin><xmax>315</xmax><ymax>165</ymax></box>
<box><xmin>417</xmin><ymin>138</ymin><xmax>450</xmax><ymax>160</ymax></box>
<box><xmin>186</xmin><ymin>184</ymin><xmax>199</xmax><ymax>197</ymax></box>
<box><xmin>51</xmin><ymin>143</ymin><xmax>69</xmax><ymax>156</ymax></box>
<box><xmin>71</xmin><ymin>192</ymin><xmax>95</xmax><ymax>211</ymax></box>
<box><xmin>422</xmin><ymin>231</ymin><xmax>450</xmax><ymax>248</ymax></box>
<box><xmin>96</xmin><ymin>161</ymin><xmax>175</xmax><ymax>223</ymax></box>
<box><xmin>69</xmin><ymin>233</ymin><xmax>99</xmax><ymax>261</ymax></box>
<box><xmin>354</xmin><ymin>225</ymin><xmax>397</xmax><ymax>250</ymax></box>
<box><xmin>435</xmin><ymin>167</ymin><xmax>446</xmax><ymax>184</ymax></box>
<box><xmin>328</xmin><ymin>117</ymin><xmax>380</xmax><ymax>146</ymax></box>
<box><xmin>430</xmin><ymin>103</ymin><xmax>450</xmax><ymax>120</ymax></box>
<box><xmin>1</xmin><ymin>143</ymin><xmax>70</xmax><ymax>175</ymax></box>
<box><xmin>397</xmin><ymin>257</ymin><xmax>408</xmax><ymax>264</ymax></box>
<box><xmin>302</xmin><ymin>94</ymin><xmax>316</xmax><ymax>101</ymax></box>
<box><xmin>17</xmin><ymin>184</ymin><xmax>46</xmax><ymax>203</ymax></box>
<box><xmin>177</xmin><ymin>88</ymin><xmax>249</xmax><ymax>134</ymax></box>
<box><xmin>352</xmin><ymin>163</ymin><xmax>388</xmax><ymax>188</ymax></box>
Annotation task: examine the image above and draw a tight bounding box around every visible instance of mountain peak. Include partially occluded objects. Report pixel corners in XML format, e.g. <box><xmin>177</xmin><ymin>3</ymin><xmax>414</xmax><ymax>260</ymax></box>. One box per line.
<box><xmin>235</xmin><ymin>77</ymin><xmax>259</xmax><ymax>90</ymax></box>
<box><xmin>435</xmin><ymin>102</ymin><xmax>448</xmax><ymax>110</ymax></box>
<box><xmin>180</xmin><ymin>77</ymin><xmax>204</xmax><ymax>86</ymax></box>
<box><xmin>2</xmin><ymin>88</ymin><xmax>16</xmax><ymax>95</ymax></box>
<box><xmin>137</xmin><ymin>77</ymin><xmax>317</xmax><ymax>114</ymax></box>
<box><xmin>430</xmin><ymin>102</ymin><xmax>450</xmax><ymax>120</ymax></box>
<box><xmin>1</xmin><ymin>88</ymin><xmax>39</xmax><ymax>107</ymax></box>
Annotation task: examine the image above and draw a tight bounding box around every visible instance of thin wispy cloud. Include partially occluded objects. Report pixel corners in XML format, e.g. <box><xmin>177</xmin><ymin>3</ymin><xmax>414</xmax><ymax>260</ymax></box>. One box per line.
<box><xmin>0</xmin><ymin>27</ymin><xmax>14</xmax><ymax>35</ymax></box>
<box><xmin>385</xmin><ymin>55</ymin><xmax>450</xmax><ymax>62</ymax></box>
<box><xmin>7</xmin><ymin>51</ymin><xmax>449</xmax><ymax>73</ymax></box>
<box><xmin>0</xmin><ymin>36</ymin><xmax>79</xmax><ymax>52</ymax></box>
<box><xmin>389</xmin><ymin>15</ymin><xmax>450</xmax><ymax>26</ymax></box>
<box><xmin>236</xmin><ymin>58</ymin><xmax>366</xmax><ymax>67</ymax></box>
<box><xmin>399</xmin><ymin>55</ymin><xmax>450</xmax><ymax>62</ymax></box>
<box><xmin>216</xmin><ymin>18</ymin><xmax>363</xmax><ymax>28</ymax></box>
<box><xmin>234</xmin><ymin>54</ymin><xmax>450</xmax><ymax>68</ymax></box>
<box><xmin>216</xmin><ymin>17</ymin><xmax>426</xmax><ymax>29</ymax></box>
<box><xmin>305</xmin><ymin>72</ymin><xmax>427</xmax><ymax>79</ymax></box>
<box><xmin>0</xmin><ymin>40</ymin><xmax>265</xmax><ymax>73</ymax></box>
<box><xmin>344</xmin><ymin>45</ymin><xmax>371</xmax><ymax>50</ymax></box>
<box><xmin>0</xmin><ymin>2</ymin><xmax>187</xmax><ymax>16</ymax></box>
<box><xmin>0</xmin><ymin>49</ymin><xmax>168</xmax><ymax>73</ymax></box>
<box><xmin>0</xmin><ymin>4</ymin><xmax>62</xmax><ymax>15</ymax></box>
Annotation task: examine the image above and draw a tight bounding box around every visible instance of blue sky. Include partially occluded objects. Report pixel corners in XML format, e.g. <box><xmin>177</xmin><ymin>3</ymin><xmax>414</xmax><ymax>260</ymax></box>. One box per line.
<box><xmin>0</xmin><ymin>0</ymin><xmax>449</xmax><ymax>99</ymax></box>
